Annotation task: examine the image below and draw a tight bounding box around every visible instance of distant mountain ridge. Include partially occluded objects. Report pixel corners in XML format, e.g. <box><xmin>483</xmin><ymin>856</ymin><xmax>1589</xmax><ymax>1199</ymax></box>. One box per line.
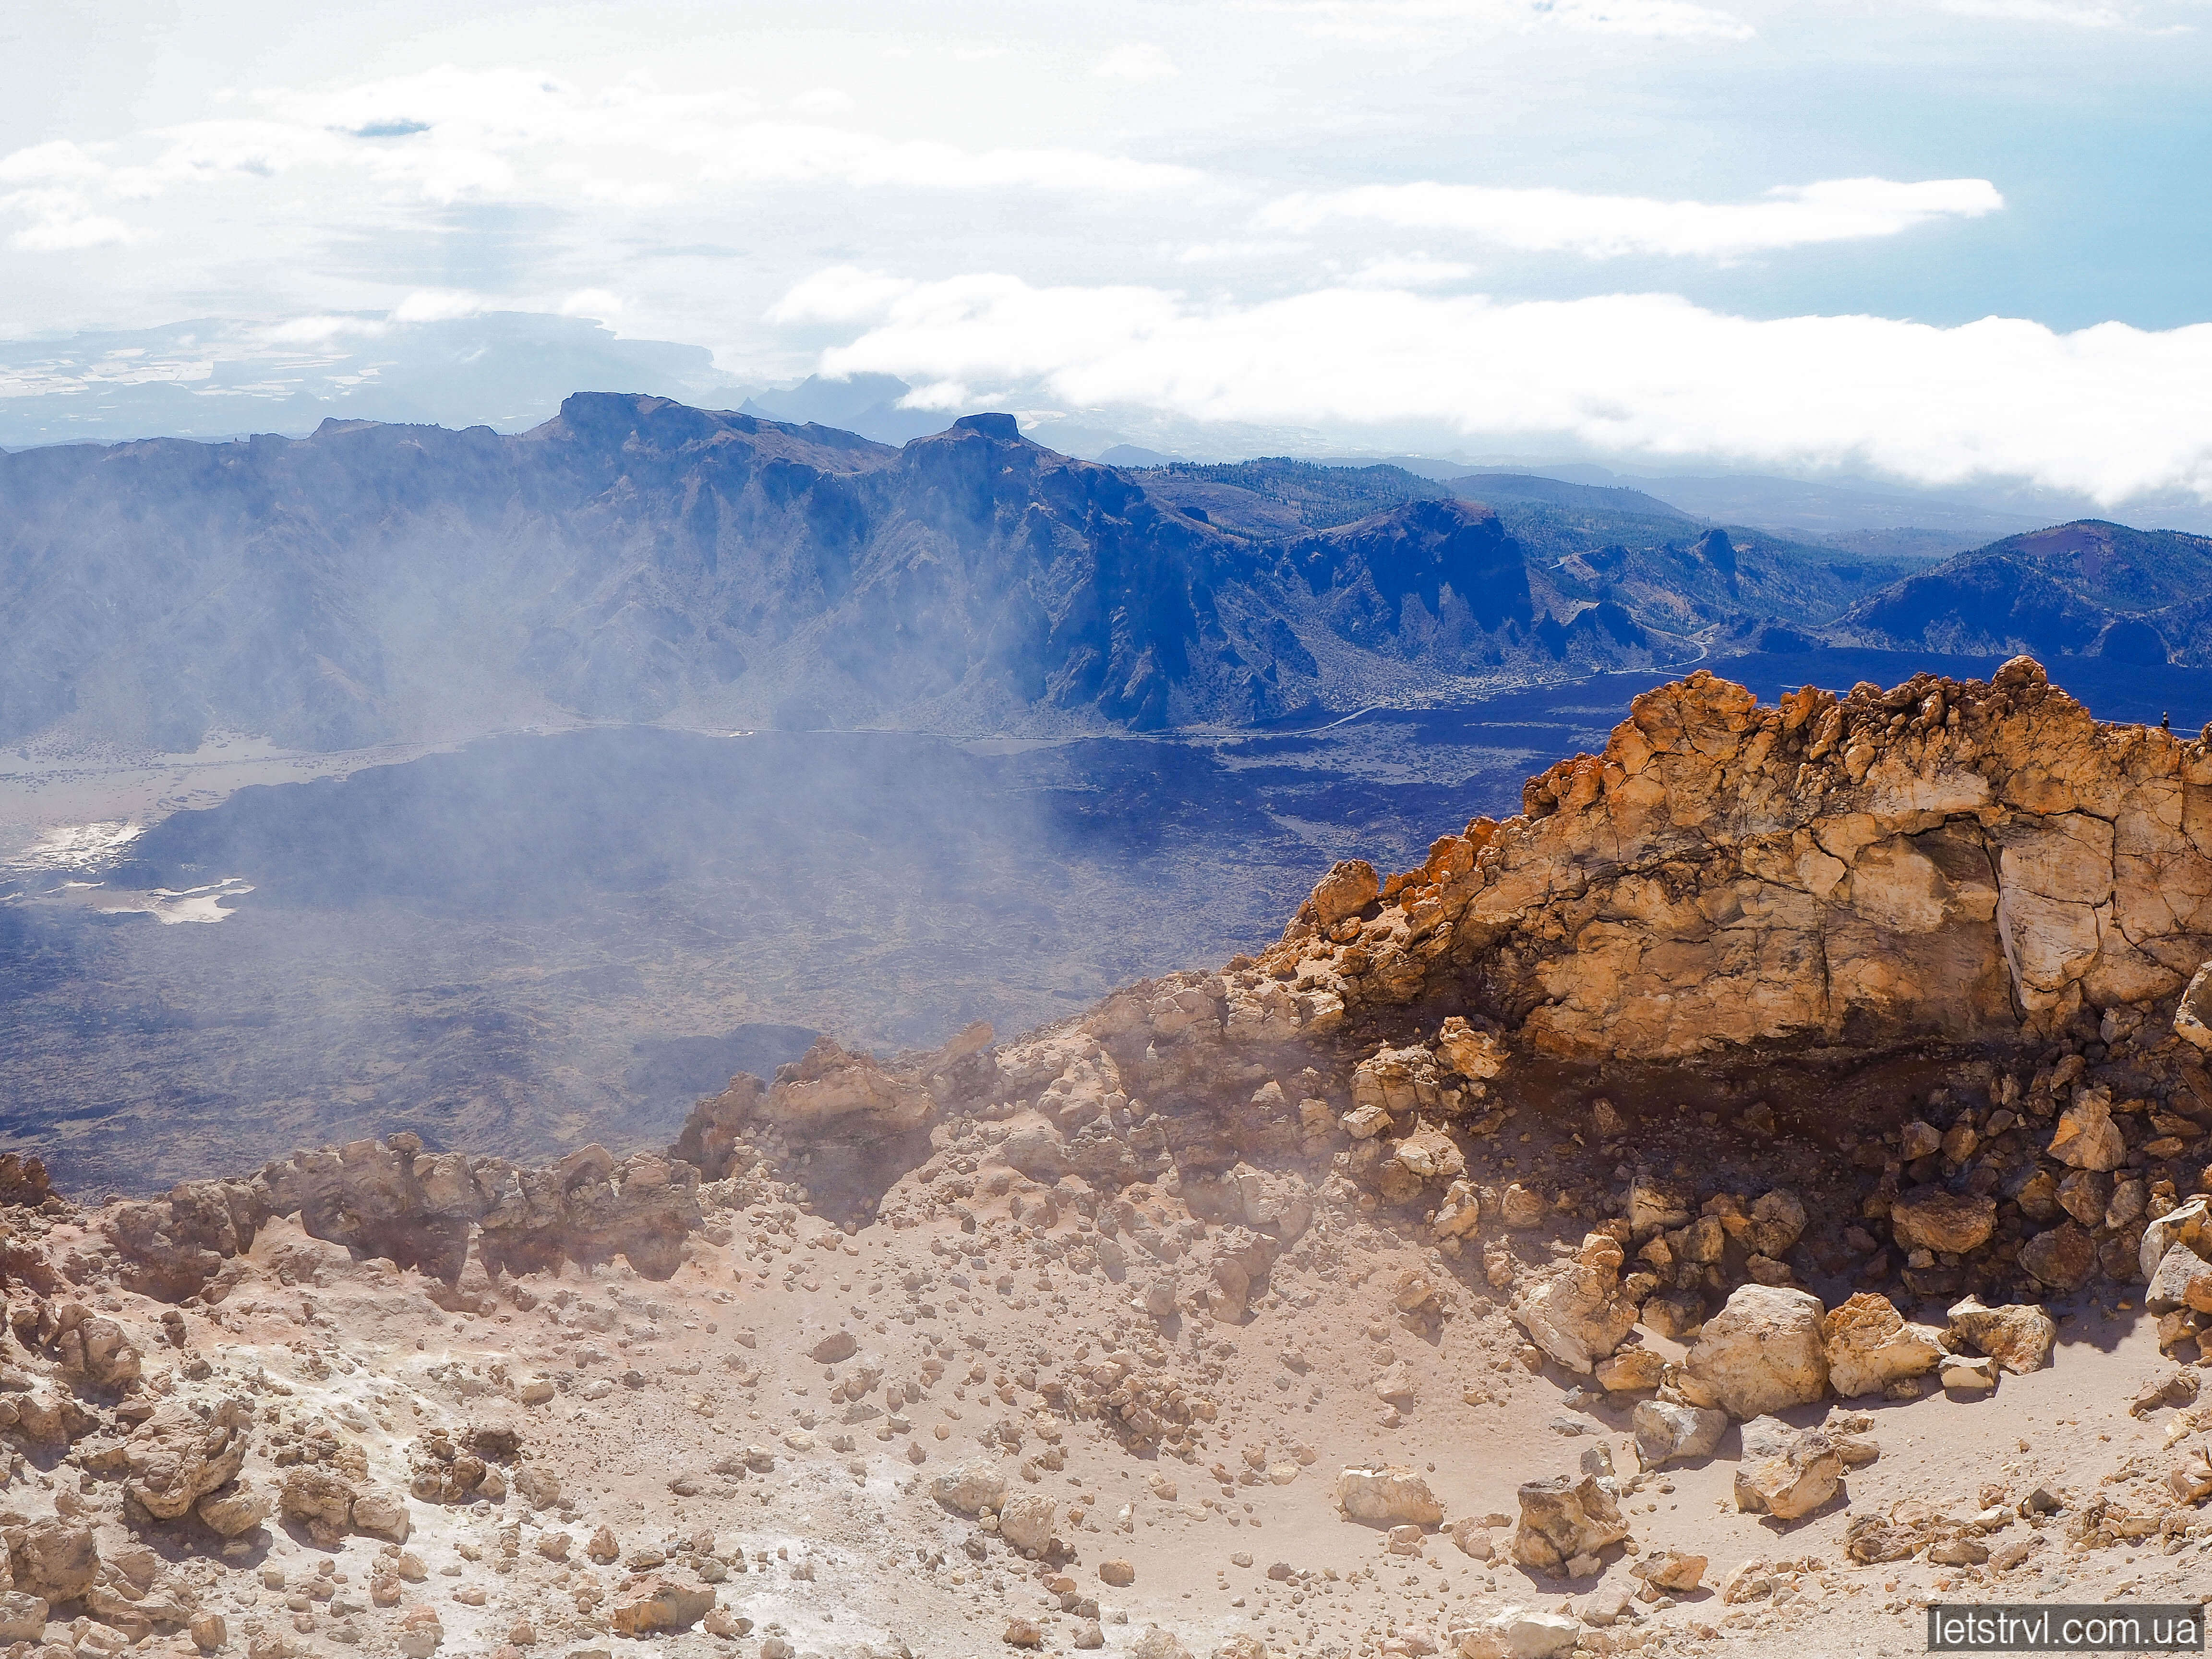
<box><xmin>0</xmin><ymin>393</ymin><xmax>2142</xmax><ymax>756</ymax></box>
<box><xmin>1832</xmin><ymin>520</ymin><xmax>2212</xmax><ymax>668</ymax></box>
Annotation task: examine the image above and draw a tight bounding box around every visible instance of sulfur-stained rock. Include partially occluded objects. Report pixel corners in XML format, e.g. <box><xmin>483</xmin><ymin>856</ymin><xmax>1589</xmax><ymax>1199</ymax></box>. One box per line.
<box><xmin>2048</xmin><ymin>1090</ymin><xmax>2126</xmax><ymax>1172</ymax></box>
<box><xmin>1733</xmin><ymin>1418</ymin><xmax>1844</xmax><ymax>1520</ymax></box>
<box><xmin>125</xmin><ymin>1399</ymin><xmax>252</xmax><ymax>1521</ymax></box>
<box><xmin>1508</xmin><ymin>1233</ymin><xmax>1638</xmax><ymax>1374</ymax></box>
<box><xmin>1685</xmin><ymin>1285</ymin><xmax>1829</xmax><ymax>1419</ymax></box>
<box><xmin>1337</xmin><ymin>1467</ymin><xmax>1443</xmax><ymax>1527</ymax></box>
<box><xmin>931</xmin><ymin>1464</ymin><xmax>1008</xmax><ymax>1517</ymax></box>
<box><xmin>1822</xmin><ymin>1293</ymin><xmax>1944</xmax><ymax>1398</ymax></box>
<box><xmin>2140</xmin><ymin>1195</ymin><xmax>2210</xmax><ymax>1284</ymax></box>
<box><xmin>1594</xmin><ymin>1348</ymin><xmax>1668</xmax><ymax>1394</ymax></box>
<box><xmin>609</xmin><ymin>1576</ymin><xmax>716</xmax><ymax>1636</ymax></box>
<box><xmin>1308</xmin><ymin>861</ymin><xmax>1380</xmax><ymax>928</ymax></box>
<box><xmin>196</xmin><ymin>1481</ymin><xmax>271</xmax><ymax>1538</ymax></box>
<box><xmin>1889</xmin><ymin>1190</ymin><xmax>1996</xmax><ymax>1254</ymax></box>
<box><xmin>1631</xmin><ymin>1400</ymin><xmax>1726</xmax><ymax>1471</ymax></box>
<box><xmin>278</xmin><ymin>1465</ymin><xmax>357</xmax><ymax>1548</ymax></box>
<box><xmin>1512</xmin><ymin>1475</ymin><xmax>1628</xmax><ymax>1572</ymax></box>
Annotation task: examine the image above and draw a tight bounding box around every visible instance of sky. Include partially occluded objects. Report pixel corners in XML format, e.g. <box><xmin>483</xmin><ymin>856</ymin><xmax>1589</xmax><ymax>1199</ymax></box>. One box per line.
<box><xmin>2</xmin><ymin>0</ymin><xmax>2209</xmax><ymax>508</ymax></box>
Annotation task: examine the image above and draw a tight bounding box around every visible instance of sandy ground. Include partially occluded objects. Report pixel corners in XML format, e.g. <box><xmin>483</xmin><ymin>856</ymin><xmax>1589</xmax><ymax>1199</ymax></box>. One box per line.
<box><xmin>18</xmin><ymin>1133</ymin><xmax>2209</xmax><ymax>1659</ymax></box>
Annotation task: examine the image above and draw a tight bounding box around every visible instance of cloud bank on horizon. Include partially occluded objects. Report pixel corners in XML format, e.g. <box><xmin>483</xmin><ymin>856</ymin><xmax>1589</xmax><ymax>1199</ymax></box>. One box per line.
<box><xmin>0</xmin><ymin>0</ymin><xmax>2207</xmax><ymax>508</ymax></box>
<box><xmin>786</xmin><ymin>269</ymin><xmax>2212</xmax><ymax>506</ymax></box>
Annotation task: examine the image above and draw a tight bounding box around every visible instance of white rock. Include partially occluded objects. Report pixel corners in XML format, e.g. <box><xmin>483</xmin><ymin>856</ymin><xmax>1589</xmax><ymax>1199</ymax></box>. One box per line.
<box><xmin>1684</xmin><ymin>1284</ymin><xmax>1828</xmax><ymax>1419</ymax></box>
<box><xmin>1336</xmin><ymin>1466</ymin><xmax>1443</xmax><ymax>1527</ymax></box>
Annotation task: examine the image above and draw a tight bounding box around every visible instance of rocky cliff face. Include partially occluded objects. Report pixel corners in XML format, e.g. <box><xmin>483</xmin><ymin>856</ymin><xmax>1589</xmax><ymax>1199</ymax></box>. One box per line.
<box><xmin>1258</xmin><ymin>654</ymin><xmax>2212</xmax><ymax>1057</ymax></box>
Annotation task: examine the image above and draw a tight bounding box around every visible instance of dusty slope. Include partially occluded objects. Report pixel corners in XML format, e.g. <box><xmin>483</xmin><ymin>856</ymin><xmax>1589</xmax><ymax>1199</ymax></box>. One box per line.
<box><xmin>0</xmin><ymin>659</ymin><xmax>2209</xmax><ymax>1659</ymax></box>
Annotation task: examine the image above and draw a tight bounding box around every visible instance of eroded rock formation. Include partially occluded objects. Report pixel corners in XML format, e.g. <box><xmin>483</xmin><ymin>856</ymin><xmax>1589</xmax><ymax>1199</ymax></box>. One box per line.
<box><xmin>1262</xmin><ymin>657</ymin><xmax>2212</xmax><ymax>1056</ymax></box>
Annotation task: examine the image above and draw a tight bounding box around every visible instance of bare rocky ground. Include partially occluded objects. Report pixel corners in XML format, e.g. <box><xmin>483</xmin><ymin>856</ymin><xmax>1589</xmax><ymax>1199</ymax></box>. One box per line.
<box><xmin>1</xmin><ymin>660</ymin><xmax>2210</xmax><ymax>1659</ymax></box>
<box><xmin>0</xmin><ymin>1119</ymin><xmax>2204</xmax><ymax>1659</ymax></box>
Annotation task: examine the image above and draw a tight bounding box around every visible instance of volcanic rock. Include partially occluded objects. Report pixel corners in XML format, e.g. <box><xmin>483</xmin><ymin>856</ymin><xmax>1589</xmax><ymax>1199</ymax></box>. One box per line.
<box><xmin>932</xmin><ymin>1464</ymin><xmax>1008</xmax><ymax>1516</ymax></box>
<box><xmin>282</xmin><ymin>1465</ymin><xmax>359</xmax><ymax>1546</ymax></box>
<box><xmin>196</xmin><ymin>1481</ymin><xmax>272</xmax><ymax>1538</ymax></box>
<box><xmin>1822</xmin><ymin>1293</ymin><xmax>1944</xmax><ymax>1398</ymax></box>
<box><xmin>2018</xmin><ymin>1223</ymin><xmax>2098</xmax><ymax>1291</ymax></box>
<box><xmin>1684</xmin><ymin>1285</ymin><xmax>1829</xmax><ymax>1419</ymax></box>
<box><xmin>1336</xmin><ymin>1467</ymin><xmax>1443</xmax><ymax>1527</ymax></box>
<box><xmin>2048</xmin><ymin>1091</ymin><xmax>2126</xmax><ymax>1172</ymax></box>
<box><xmin>124</xmin><ymin>1399</ymin><xmax>252</xmax><ymax>1521</ymax></box>
<box><xmin>1889</xmin><ymin>1190</ymin><xmax>1996</xmax><ymax>1254</ymax></box>
<box><xmin>1631</xmin><ymin>1549</ymin><xmax>1707</xmax><ymax>1593</ymax></box>
<box><xmin>1733</xmin><ymin>1418</ymin><xmax>1844</xmax><ymax>1520</ymax></box>
<box><xmin>1631</xmin><ymin>1399</ymin><xmax>1727</xmax><ymax>1471</ymax></box>
<box><xmin>1508</xmin><ymin>1232</ymin><xmax>1638</xmax><ymax>1374</ymax></box>
<box><xmin>609</xmin><ymin>1576</ymin><xmax>716</xmax><ymax>1635</ymax></box>
<box><xmin>1458</xmin><ymin>1608</ymin><xmax>1582</xmax><ymax>1659</ymax></box>
<box><xmin>2176</xmin><ymin>962</ymin><xmax>2212</xmax><ymax>1052</ymax></box>
<box><xmin>1511</xmin><ymin>1475</ymin><xmax>1628</xmax><ymax>1572</ymax></box>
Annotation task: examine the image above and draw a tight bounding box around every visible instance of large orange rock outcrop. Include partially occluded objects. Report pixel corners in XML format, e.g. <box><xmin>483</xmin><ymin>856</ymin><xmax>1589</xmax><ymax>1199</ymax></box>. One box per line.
<box><xmin>1253</xmin><ymin>658</ymin><xmax>2212</xmax><ymax>1059</ymax></box>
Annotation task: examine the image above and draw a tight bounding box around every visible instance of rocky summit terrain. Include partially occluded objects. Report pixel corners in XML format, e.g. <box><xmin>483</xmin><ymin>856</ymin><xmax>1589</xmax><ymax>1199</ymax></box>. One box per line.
<box><xmin>2</xmin><ymin>659</ymin><xmax>2212</xmax><ymax>1659</ymax></box>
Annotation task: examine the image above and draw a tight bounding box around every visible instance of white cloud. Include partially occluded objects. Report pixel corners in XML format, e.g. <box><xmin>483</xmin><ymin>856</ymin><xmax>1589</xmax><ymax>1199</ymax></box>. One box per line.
<box><xmin>1096</xmin><ymin>43</ymin><xmax>1181</xmax><ymax>81</ymax></box>
<box><xmin>1252</xmin><ymin>0</ymin><xmax>1755</xmax><ymax>42</ymax></box>
<box><xmin>1</xmin><ymin>187</ymin><xmax>138</xmax><ymax>251</ymax></box>
<box><xmin>389</xmin><ymin>289</ymin><xmax>485</xmax><ymax>323</ymax></box>
<box><xmin>1346</xmin><ymin>254</ymin><xmax>1479</xmax><ymax>286</ymax></box>
<box><xmin>697</xmin><ymin>125</ymin><xmax>1201</xmax><ymax>194</ymax></box>
<box><xmin>558</xmin><ymin>288</ymin><xmax>624</xmax><ymax>320</ymax></box>
<box><xmin>0</xmin><ymin>64</ymin><xmax>1205</xmax><ymax>249</ymax></box>
<box><xmin>789</xmin><ymin>88</ymin><xmax>856</xmax><ymax>115</ymax></box>
<box><xmin>0</xmin><ymin>141</ymin><xmax>110</xmax><ymax>184</ymax></box>
<box><xmin>791</xmin><ymin>269</ymin><xmax>2212</xmax><ymax>504</ymax></box>
<box><xmin>1261</xmin><ymin>176</ymin><xmax>2004</xmax><ymax>258</ymax></box>
<box><xmin>1938</xmin><ymin>0</ymin><xmax>2133</xmax><ymax>25</ymax></box>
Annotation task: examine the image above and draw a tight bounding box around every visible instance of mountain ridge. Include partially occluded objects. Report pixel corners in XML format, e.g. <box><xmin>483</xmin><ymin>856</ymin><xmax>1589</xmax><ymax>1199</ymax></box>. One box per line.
<box><xmin>2</xmin><ymin>393</ymin><xmax>2187</xmax><ymax>759</ymax></box>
